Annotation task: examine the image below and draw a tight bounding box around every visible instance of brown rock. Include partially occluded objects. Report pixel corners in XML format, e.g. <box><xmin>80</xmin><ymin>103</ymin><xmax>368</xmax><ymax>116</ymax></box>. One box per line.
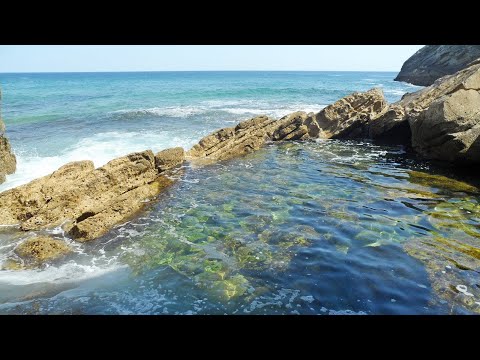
<box><xmin>399</xmin><ymin>60</ymin><xmax>480</xmax><ymax>112</ymax></box>
<box><xmin>15</xmin><ymin>236</ymin><xmax>71</xmax><ymax>262</ymax></box>
<box><xmin>0</xmin><ymin>88</ymin><xmax>17</xmax><ymax>184</ymax></box>
<box><xmin>409</xmin><ymin>89</ymin><xmax>480</xmax><ymax>164</ymax></box>
<box><xmin>187</xmin><ymin>115</ymin><xmax>280</xmax><ymax>161</ymax></box>
<box><xmin>0</xmin><ymin>150</ymin><xmax>174</xmax><ymax>242</ymax></box>
<box><xmin>272</xmin><ymin>112</ymin><xmax>311</xmax><ymax>141</ymax></box>
<box><xmin>155</xmin><ymin>147</ymin><xmax>185</xmax><ymax>172</ymax></box>
<box><xmin>368</xmin><ymin>105</ymin><xmax>410</xmax><ymax>144</ymax></box>
<box><xmin>312</xmin><ymin>88</ymin><xmax>388</xmax><ymax>139</ymax></box>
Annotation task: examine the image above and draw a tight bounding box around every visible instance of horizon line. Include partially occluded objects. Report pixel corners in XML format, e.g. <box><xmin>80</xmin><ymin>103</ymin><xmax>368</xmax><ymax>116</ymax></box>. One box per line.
<box><xmin>0</xmin><ymin>69</ymin><xmax>401</xmax><ymax>74</ymax></box>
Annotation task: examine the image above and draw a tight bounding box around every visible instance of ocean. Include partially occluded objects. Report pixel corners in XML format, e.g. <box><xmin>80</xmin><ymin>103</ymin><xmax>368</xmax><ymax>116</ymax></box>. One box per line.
<box><xmin>0</xmin><ymin>71</ymin><xmax>418</xmax><ymax>191</ymax></box>
<box><xmin>1</xmin><ymin>71</ymin><xmax>479</xmax><ymax>315</ymax></box>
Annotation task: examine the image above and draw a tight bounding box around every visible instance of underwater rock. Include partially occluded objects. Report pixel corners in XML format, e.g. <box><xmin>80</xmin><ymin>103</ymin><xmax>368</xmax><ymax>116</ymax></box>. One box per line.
<box><xmin>155</xmin><ymin>147</ymin><xmax>185</xmax><ymax>172</ymax></box>
<box><xmin>405</xmin><ymin>235</ymin><xmax>480</xmax><ymax>314</ymax></box>
<box><xmin>0</xmin><ymin>150</ymin><xmax>175</xmax><ymax>242</ymax></box>
<box><xmin>407</xmin><ymin>170</ymin><xmax>479</xmax><ymax>194</ymax></box>
<box><xmin>312</xmin><ymin>88</ymin><xmax>388</xmax><ymax>139</ymax></box>
<box><xmin>14</xmin><ymin>236</ymin><xmax>72</xmax><ymax>263</ymax></box>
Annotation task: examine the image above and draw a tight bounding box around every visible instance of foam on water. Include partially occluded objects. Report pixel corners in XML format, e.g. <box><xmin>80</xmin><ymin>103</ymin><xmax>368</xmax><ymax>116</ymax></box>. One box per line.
<box><xmin>0</xmin><ymin>130</ymin><xmax>199</xmax><ymax>191</ymax></box>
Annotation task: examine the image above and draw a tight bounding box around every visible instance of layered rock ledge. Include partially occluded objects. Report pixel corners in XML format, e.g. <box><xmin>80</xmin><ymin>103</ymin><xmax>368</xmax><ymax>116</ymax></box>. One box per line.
<box><xmin>0</xmin><ymin>149</ymin><xmax>185</xmax><ymax>243</ymax></box>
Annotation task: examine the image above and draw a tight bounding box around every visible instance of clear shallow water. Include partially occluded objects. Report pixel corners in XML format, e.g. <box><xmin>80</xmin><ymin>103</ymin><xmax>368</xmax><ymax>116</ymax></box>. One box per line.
<box><xmin>1</xmin><ymin>71</ymin><xmax>479</xmax><ymax>314</ymax></box>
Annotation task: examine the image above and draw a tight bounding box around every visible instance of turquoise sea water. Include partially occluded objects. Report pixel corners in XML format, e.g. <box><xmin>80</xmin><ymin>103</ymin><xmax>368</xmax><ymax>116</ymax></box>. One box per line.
<box><xmin>1</xmin><ymin>71</ymin><xmax>479</xmax><ymax>314</ymax></box>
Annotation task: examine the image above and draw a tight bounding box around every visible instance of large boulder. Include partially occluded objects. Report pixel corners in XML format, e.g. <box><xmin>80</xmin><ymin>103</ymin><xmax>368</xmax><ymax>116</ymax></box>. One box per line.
<box><xmin>409</xmin><ymin>89</ymin><xmax>480</xmax><ymax>164</ymax></box>
<box><xmin>0</xmin><ymin>89</ymin><xmax>17</xmax><ymax>184</ymax></box>
<box><xmin>0</xmin><ymin>150</ymin><xmax>174</xmax><ymax>242</ymax></box>
<box><xmin>395</xmin><ymin>45</ymin><xmax>480</xmax><ymax>86</ymax></box>
<box><xmin>399</xmin><ymin>60</ymin><xmax>480</xmax><ymax>112</ymax></box>
<box><xmin>372</xmin><ymin>60</ymin><xmax>480</xmax><ymax>148</ymax></box>
<box><xmin>312</xmin><ymin>88</ymin><xmax>388</xmax><ymax>139</ymax></box>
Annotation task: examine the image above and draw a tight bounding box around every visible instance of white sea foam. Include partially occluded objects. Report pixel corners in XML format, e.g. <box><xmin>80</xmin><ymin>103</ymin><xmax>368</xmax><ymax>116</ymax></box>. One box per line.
<box><xmin>111</xmin><ymin>106</ymin><xmax>207</xmax><ymax>118</ymax></box>
<box><xmin>0</xmin><ymin>261</ymin><xmax>126</xmax><ymax>286</ymax></box>
<box><xmin>0</xmin><ymin>130</ymin><xmax>201</xmax><ymax>191</ymax></box>
<box><xmin>111</xmin><ymin>102</ymin><xmax>326</xmax><ymax>120</ymax></box>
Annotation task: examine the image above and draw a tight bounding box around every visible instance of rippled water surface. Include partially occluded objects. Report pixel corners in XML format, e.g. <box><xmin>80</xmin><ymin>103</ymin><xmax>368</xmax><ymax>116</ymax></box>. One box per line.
<box><xmin>1</xmin><ymin>140</ymin><xmax>480</xmax><ymax>314</ymax></box>
<box><xmin>1</xmin><ymin>72</ymin><xmax>479</xmax><ymax>314</ymax></box>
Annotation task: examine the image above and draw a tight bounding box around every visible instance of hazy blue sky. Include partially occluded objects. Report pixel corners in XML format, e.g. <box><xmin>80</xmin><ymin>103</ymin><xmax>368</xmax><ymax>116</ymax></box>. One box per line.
<box><xmin>0</xmin><ymin>45</ymin><xmax>423</xmax><ymax>72</ymax></box>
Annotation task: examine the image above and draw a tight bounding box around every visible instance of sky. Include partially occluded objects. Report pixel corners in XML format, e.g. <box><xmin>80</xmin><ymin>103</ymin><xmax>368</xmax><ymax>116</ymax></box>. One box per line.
<box><xmin>0</xmin><ymin>45</ymin><xmax>423</xmax><ymax>72</ymax></box>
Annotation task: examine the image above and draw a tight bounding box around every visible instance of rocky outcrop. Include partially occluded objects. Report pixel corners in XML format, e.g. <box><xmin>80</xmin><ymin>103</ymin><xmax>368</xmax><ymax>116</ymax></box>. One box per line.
<box><xmin>0</xmin><ymin>150</ymin><xmax>176</xmax><ymax>242</ymax></box>
<box><xmin>395</xmin><ymin>45</ymin><xmax>480</xmax><ymax>86</ymax></box>
<box><xmin>272</xmin><ymin>112</ymin><xmax>313</xmax><ymax>141</ymax></box>
<box><xmin>312</xmin><ymin>88</ymin><xmax>388</xmax><ymax>139</ymax></box>
<box><xmin>187</xmin><ymin>112</ymin><xmax>325</xmax><ymax>162</ymax></box>
<box><xmin>15</xmin><ymin>236</ymin><xmax>72</xmax><ymax>263</ymax></box>
<box><xmin>368</xmin><ymin>105</ymin><xmax>410</xmax><ymax>144</ymax></box>
<box><xmin>406</xmin><ymin>61</ymin><xmax>480</xmax><ymax>164</ymax></box>
<box><xmin>410</xmin><ymin>89</ymin><xmax>480</xmax><ymax>164</ymax></box>
<box><xmin>187</xmin><ymin>115</ymin><xmax>280</xmax><ymax>161</ymax></box>
<box><xmin>155</xmin><ymin>147</ymin><xmax>185</xmax><ymax>172</ymax></box>
<box><xmin>0</xmin><ymin>89</ymin><xmax>17</xmax><ymax>184</ymax></box>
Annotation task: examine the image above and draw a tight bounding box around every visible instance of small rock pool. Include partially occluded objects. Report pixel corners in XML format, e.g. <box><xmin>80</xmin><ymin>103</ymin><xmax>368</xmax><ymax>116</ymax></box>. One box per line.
<box><xmin>1</xmin><ymin>139</ymin><xmax>479</xmax><ymax>314</ymax></box>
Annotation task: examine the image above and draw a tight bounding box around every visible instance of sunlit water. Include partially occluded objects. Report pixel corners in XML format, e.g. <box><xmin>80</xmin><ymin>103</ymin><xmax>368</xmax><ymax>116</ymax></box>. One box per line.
<box><xmin>1</xmin><ymin>72</ymin><xmax>479</xmax><ymax>314</ymax></box>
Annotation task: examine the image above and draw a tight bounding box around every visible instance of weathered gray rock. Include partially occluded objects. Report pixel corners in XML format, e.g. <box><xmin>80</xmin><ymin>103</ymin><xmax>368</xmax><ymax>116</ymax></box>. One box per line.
<box><xmin>312</xmin><ymin>88</ymin><xmax>388</xmax><ymax>139</ymax></box>
<box><xmin>0</xmin><ymin>150</ymin><xmax>174</xmax><ymax>242</ymax></box>
<box><xmin>395</xmin><ymin>45</ymin><xmax>480</xmax><ymax>86</ymax></box>
<box><xmin>399</xmin><ymin>60</ymin><xmax>480</xmax><ymax>112</ymax></box>
<box><xmin>155</xmin><ymin>147</ymin><xmax>185</xmax><ymax>172</ymax></box>
<box><xmin>410</xmin><ymin>89</ymin><xmax>480</xmax><ymax>164</ymax></box>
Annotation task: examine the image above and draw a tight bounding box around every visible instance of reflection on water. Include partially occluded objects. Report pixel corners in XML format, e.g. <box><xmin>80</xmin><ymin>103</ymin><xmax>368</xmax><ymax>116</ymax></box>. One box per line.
<box><xmin>0</xmin><ymin>139</ymin><xmax>479</xmax><ymax>314</ymax></box>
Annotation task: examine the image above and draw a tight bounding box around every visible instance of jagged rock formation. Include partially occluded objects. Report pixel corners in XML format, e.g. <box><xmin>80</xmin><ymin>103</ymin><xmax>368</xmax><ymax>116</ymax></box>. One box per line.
<box><xmin>0</xmin><ymin>89</ymin><xmax>17</xmax><ymax>184</ymax></box>
<box><xmin>186</xmin><ymin>115</ymin><xmax>281</xmax><ymax>161</ymax></box>
<box><xmin>0</xmin><ymin>149</ymin><xmax>184</xmax><ymax>242</ymax></box>
<box><xmin>395</xmin><ymin>45</ymin><xmax>480</xmax><ymax>86</ymax></box>
<box><xmin>312</xmin><ymin>88</ymin><xmax>388</xmax><ymax>139</ymax></box>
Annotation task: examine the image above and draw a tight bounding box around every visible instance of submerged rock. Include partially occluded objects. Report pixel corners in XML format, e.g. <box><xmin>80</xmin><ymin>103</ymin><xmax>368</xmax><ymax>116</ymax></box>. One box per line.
<box><xmin>0</xmin><ymin>150</ymin><xmax>175</xmax><ymax>242</ymax></box>
<box><xmin>407</xmin><ymin>170</ymin><xmax>479</xmax><ymax>194</ymax></box>
<box><xmin>395</xmin><ymin>45</ymin><xmax>480</xmax><ymax>86</ymax></box>
<box><xmin>15</xmin><ymin>236</ymin><xmax>72</xmax><ymax>263</ymax></box>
